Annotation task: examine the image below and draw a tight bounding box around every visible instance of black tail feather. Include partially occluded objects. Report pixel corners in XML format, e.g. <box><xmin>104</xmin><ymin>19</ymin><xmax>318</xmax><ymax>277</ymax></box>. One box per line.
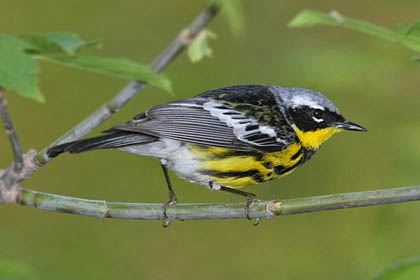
<box><xmin>47</xmin><ymin>131</ymin><xmax>158</xmax><ymax>158</ymax></box>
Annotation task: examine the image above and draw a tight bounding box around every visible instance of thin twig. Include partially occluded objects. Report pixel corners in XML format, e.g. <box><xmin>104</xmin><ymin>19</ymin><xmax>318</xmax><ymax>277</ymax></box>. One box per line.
<box><xmin>2</xmin><ymin>185</ymin><xmax>418</xmax><ymax>220</ymax></box>
<box><xmin>0</xmin><ymin>87</ymin><xmax>24</xmax><ymax>175</ymax></box>
<box><xmin>35</xmin><ymin>3</ymin><xmax>220</xmax><ymax>165</ymax></box>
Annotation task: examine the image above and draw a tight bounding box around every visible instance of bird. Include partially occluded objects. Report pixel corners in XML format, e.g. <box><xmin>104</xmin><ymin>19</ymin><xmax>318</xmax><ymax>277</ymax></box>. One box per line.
<box><xmin>47</xmin><ymin>85</ymin><xmax>366</xmax><ymax>226</ymax></box>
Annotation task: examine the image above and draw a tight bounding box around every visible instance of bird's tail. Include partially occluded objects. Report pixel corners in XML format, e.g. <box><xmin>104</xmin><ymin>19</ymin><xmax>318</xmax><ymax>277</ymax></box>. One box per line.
<box><xmin>47</xmin><ymin>131</ymin><xmax>158</xmax><ymax>158</ymax></box>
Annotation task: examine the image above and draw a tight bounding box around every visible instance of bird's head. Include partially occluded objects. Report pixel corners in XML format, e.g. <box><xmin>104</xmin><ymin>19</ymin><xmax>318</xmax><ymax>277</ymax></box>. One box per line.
<box><xmin>272</xmin><ymin>87</ymin><xmax>367</xmax><ymax>150</ymax></box>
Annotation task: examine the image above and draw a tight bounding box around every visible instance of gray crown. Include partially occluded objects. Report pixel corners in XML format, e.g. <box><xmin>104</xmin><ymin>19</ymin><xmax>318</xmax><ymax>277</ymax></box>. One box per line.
<box><xmin>269</xmin><ymin>86</ymin><xmax>342</xmax><ymax>115</ymax></box>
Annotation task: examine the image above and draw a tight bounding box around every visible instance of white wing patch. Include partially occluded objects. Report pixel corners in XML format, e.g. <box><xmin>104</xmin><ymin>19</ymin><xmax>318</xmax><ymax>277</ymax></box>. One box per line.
<box><xmin>259</xmin><ymin>125</ymin><xmax>276</xmax><ymax>137</ymax></box>
<box><xmin>290</xmin><ymin>95</ymin><xmax>324</xmax><ymax>110</ymax></box>
<box><xmin>203</xmin><ymin>101</ymin><xmax>286</xmax><ymax>146</ymax></box>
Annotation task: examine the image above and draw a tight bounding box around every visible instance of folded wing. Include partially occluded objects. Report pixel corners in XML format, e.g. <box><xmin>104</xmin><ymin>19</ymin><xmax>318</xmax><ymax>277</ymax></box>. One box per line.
<box><xmin>112</xmin><ymin>96</ymin><xmax>291</xmax><ymax>152</ymax></box>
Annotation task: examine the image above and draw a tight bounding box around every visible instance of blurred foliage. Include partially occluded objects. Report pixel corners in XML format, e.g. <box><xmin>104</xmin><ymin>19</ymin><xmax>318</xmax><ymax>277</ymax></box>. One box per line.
<box><xmin>289</xmin><ymin>10</ymin><xmax>420</xmax><ymax>54</ymax></box>
<box><xmin>187</xmin><ymin>30</ymin><xmax>217</xmax><ymax>62</ymax></box>
<box><xmin>374</xmin><ymin>257</ymin><xmax>420</xmax><ymax>280</ymax></box>
<box><xmin>1</xmin><ymin>0</ymin><xmax>420</xmax><ymax>280</ymax></box>
<box><xmin>0</xmin><ymin>0</ymin><xmax>245</xmax><ymax>102</ymax></box>
<box><xmin>20</xmin><ymin>32</ymin><xmax>102</xmax><ymax>56</ymax></box>
<box><xmin>187</xmin><ymin>0</ymin><xmax>244</xmax><ymax>62</ymax></box>
<box><xmin>216</xmin><ymin>0</ymin><xmax>245</xmax><ymax>36</ymax></box>
<box><xmin>44</xmin><ymin>55</ymin><xmax>172</xmax><ymax>93</ymax></box>
<box><xmin>0</xmin><ymin>32</ymin><xmax>171</xmax><ymax>102</ymax></box>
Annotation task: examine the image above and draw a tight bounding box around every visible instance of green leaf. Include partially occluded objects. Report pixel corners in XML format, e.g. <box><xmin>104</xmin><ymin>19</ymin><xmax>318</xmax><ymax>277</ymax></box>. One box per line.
<box><xmin>0</xmin><ymin>34</ymin><xmax>33</xmax><ymax>51</ymax></box>
<box><xmin>374</xmin><ymin>257</ymin><xmax>420</xmax><ymax>280</ymax></box>
<box><xmin>288</xmin><ymin>10</ymin><xmax>420</xmax><ymax>52</ymax></box>
<box><xmin>0</xmin><ymin>35</ymin><xmax>44</xmax><ymax>102</ymax></box>
<box><xmin>288</xmin><ymin>10</ymin><xmax>396</xmax><ymax>41</ymax></box>
<box><xmin>214</xmin><ymin>0</ymin><xmax>245</xmax><ymax>36</ymax></box>
<box><xmin>394</xmin><ymin>21</ymin><xmax>420</xmax><ymax>52</ymax></box>
<box><xmin>43</xmin><ymin>55</ymin><xmax>172</xmax><ymax>93</ymax></box>
<box><xmin>46</xmin><ymin>32</ymin><xmax>102</xmax><ymax>54</ymax></box>
<box><xmin>187</xmin><ymin>30</ymin><xmax>217</xmax><ymax>63</ymax></box>
<box><xmin>288</xmin><ymin>10</ymin><xmax>339</xmax><ymax>28</ymax></box>
<box><xmin>20</xmin><ymin>32</ymin><xmax>102</xmax><ymax>55</ymax></box>
<box><xmin>395</xmin><ymin>21</ymin><xmax>420</xmax><ymax>37</ymax></box>
<box><xmin>395</xmin><ymin>24</ymin><xmax>413</xmax><ymax>37</ymax></box>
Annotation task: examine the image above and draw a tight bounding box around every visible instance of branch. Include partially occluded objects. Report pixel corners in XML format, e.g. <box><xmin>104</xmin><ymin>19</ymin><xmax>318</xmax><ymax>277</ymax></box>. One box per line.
<box><xmin>35</xmin><ymin>3</ymin><xmax>220</xmax><ymax>166</ymax></box>
<box><xmin>2</xmin><ymin>185</ymin><xmax>419</xmax><ymax>220</ymax></box>
<box><xmin>0</xmin><ymin>87</ymin><xmax>25</xmax><ymax>190</ymax></box>
<box><xmin>0</xmin><ymin>87</ymin><xmax>24</xmax><ymax>172</ymax></box>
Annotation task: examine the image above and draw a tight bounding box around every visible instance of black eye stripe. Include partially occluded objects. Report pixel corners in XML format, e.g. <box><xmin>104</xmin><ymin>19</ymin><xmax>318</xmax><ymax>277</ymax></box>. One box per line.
<box><xmin>289</xmin><ymin>106</ymin><xmax>344</xmax><ymax>132</ymax></box>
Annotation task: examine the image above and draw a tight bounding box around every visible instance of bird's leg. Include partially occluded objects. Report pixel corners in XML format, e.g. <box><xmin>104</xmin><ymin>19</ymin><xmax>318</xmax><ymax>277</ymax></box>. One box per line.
<box><xmin>160</xmin><ymin>159</ymin><xmax>177</xmax><ymax>228</ymax></box>
<box><xmin>218</xmin><ymin>185</ymin><xmax>261</xmax><ymax>226</ymax></box>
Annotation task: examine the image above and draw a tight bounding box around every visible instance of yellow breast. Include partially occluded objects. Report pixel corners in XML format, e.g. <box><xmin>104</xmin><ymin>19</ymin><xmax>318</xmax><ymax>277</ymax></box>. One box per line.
<box><xmin>190</xmin><ymin>144</ymin><xmax>303</xmax><ymax>188</ymax></box>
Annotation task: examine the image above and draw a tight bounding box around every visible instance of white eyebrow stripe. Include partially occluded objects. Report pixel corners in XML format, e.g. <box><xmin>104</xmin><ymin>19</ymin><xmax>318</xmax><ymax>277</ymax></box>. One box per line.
<box><xmin>290</xmin><ymin>96</ymin><xmax>324</xmax><ymax>110</ymax></box>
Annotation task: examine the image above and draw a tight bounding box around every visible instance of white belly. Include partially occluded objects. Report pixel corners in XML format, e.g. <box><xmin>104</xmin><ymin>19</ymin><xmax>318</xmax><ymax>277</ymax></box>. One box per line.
<box><xmin>117</xmin><ymin>139</ymin><xmax>210</xmax><ymax>187</ymax></box>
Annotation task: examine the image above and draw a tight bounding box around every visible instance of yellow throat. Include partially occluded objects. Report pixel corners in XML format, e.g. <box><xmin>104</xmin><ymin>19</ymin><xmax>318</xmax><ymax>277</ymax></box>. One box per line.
<box><xmin>292</xmin><ymin>124</ymin><xmax>341</xmax><ymax>150</ymax></box>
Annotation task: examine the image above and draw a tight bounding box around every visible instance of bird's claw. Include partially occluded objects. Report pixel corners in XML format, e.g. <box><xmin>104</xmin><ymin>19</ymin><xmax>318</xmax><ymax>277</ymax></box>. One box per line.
<box><xmin>245</xmin><ymin>195</ymin><xmax>261</xmax><ymax>226</ymax></box>
<box><xmin>162</xmin><ymin>193</ymin><xmax>178</xmax><ymax>228</ymax></box>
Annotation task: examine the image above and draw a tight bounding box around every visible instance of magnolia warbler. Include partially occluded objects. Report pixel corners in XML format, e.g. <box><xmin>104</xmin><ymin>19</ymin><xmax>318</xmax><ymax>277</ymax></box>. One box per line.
<box><xmin>48</xmin><ymin>85</ymin><xmax>366</xmax><ymax>225</ymax></box>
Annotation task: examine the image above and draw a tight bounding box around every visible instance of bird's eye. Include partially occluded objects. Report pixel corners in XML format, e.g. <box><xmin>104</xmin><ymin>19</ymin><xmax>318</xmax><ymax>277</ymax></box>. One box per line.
<box><xmin>313</xmin><ymin>110</ymin><xmax>322</xmax><ymax>118</ymax></box>
<box><xmin>312</xmin><ymin>109</ymin><xmax>324</xmax><ymax>122</ymax></box>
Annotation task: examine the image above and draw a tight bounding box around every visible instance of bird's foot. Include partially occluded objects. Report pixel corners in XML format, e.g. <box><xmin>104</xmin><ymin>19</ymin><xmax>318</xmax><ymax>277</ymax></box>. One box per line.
<box><xmin>162</xmin><ymin>192</ymin><xmax>178</xmax><ymax>228</ymax></box>
<box><xmin>245</xmin><ymin>194</ymin><xmax>261</xmax><ymax>226</ymax></box>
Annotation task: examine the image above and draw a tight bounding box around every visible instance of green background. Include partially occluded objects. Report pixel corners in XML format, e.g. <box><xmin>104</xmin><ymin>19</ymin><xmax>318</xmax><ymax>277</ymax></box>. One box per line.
<box><xmin>1</xmin><ymin>0</ymin><xmax>420</xmax><ymax>279</ymax></box>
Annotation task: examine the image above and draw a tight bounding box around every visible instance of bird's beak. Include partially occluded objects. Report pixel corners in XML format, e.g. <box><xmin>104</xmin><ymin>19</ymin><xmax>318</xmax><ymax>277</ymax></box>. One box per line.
<box><xmin>335</xmin><ymin>120</ymin><xmax>367</xmax><ymax>132</ymax></box>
